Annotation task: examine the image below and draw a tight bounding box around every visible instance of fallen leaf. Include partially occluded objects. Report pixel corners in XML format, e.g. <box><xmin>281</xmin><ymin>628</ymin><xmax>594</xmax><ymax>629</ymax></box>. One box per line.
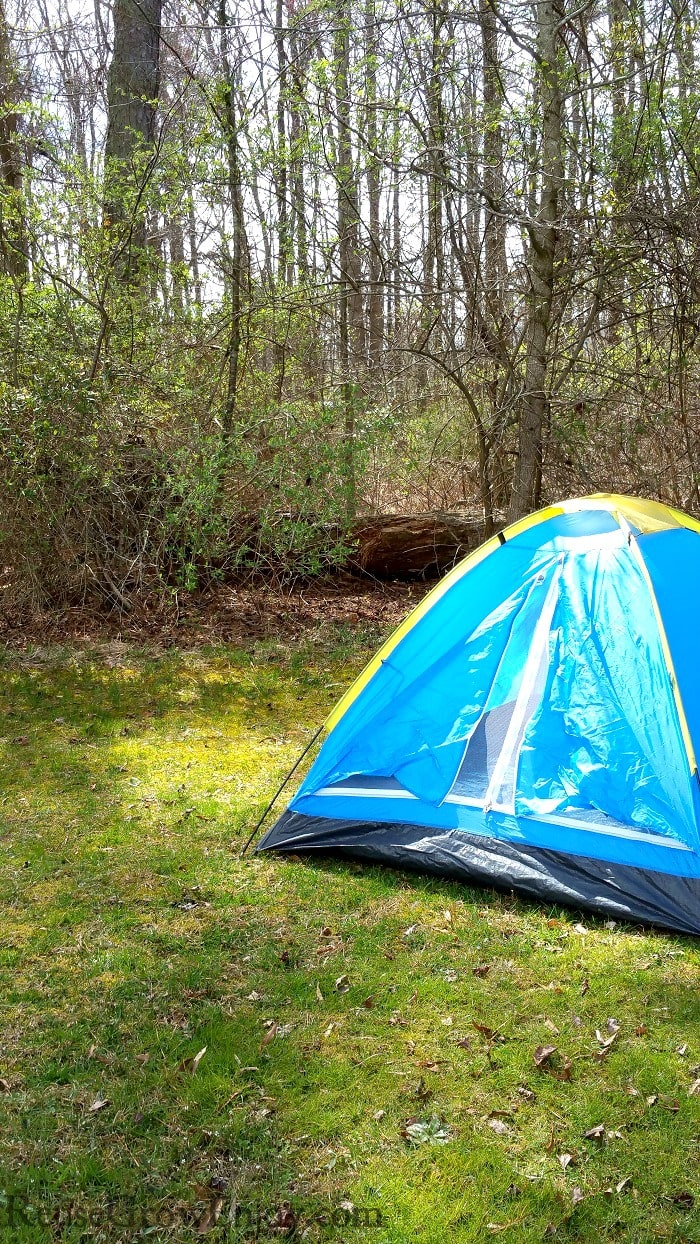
<box><xmin>558</xmin><ymin>1153</ymin><xmax>575</xmax><ymax>1170</ymax></box>
<box><xmin>517</xmin><ymin>1086</ymin><xmax>536</xmax><ymax>1102</ymax></box>
<box><xmin>247</xmin><ymin>990</ymin><xmax>262</xmax><ymax>1002</ymax></box>
<box><xmin>260</xmin><ymin>1024</ymin><xmax>278</xmax><ymax>1049</ymax></box>
<box><xmin>604</xmin><ymin>920</ymin><xmax>617</xmax><ymax>930</ymax></box>
<box><xmin>488</xmin><ymin>1117</ymin><xmax>509</xmax><ymax>1135</ymax></box>
<box><xmin>605</xmin><ymin>1018</ymin><xmax>620</xmax><ymax>1035</ymax></box>
<box><xmin>646</xmin><ymin>1094</ymin><xmax>658</xmax><ymax>1106</ymax></box>
<box><xmin>583</xmin><ymin>1124</ymin><xmax>605</xmax><ymax>1141</ymax></box>
<box><xmin>581</xmin><ymin>978</ymin><xmax>589</xmax><ymax>996</ymax></box>
<box><xmin>87</xmin><ymin>1095</ymin><xmax>110</xmax><ymax>1113</ymax></box>
<box><xmin>672</xmin><ymin>1191</ymin><xmax>694</xmax><ymax>1209</ymax></box>
<box><xmin>134</xmin><ymin>1053</ymin><xmax>149</xmax><ymax>1066</ymax></box>
<box><xmin>634</xmin><ymin>1024</ymin><xmax>647</xmax><ymax>1036</ymax></box>
<box><xmin>474</xmin><ymin>1022</ymin><xmax>497</xmax><ymax>1040</ymax></box>
<box><xmin>616</xmin><ymin>1177</ymin><xmax>631</xmax><ymax>1193</ymax></box>
<box><xmin>315</xmin><ymin>984</ymin><xmax>324</xmax><ymax>1003</ymax></box>
<box><xmin>456</xmin><ymin>1037</ymin><xmax>471</xmax><ymax>1049</ymax></box>
<box><xmin>0</xmin><ymin>1078</ymin><xmax>11</xmax><ymax>1092</ymax></box>
<box><xmin>179</xmin><ymin>1045</ymin><xmax>207</xmax><ymax>1073</ymax></box>
<box><xmin>403</xmin><ymin>924</ymin><xmax>418</xmax><ymax>938</ymax></box>
<box><xmin>677</xmin><ymin>1043</ymin><xmax>688</xmax><ymax>1056</ymax></box>
<box><xmin>571</xmin><ymin>1186</ymin><xmax>584</xmax><ymax>1205</ymax></box>
<box><xmin>196</xmin><ymin>1197</ymin><xmax>224</xmax><ymax>1234</ymax></box>
<box><xmin>442</xmin><ymin>910</ymin><xmax>452</xmax><ymax>924</ymax></box>
<box><xmin>320</xmin><ymin>926</ymin><xmax>333</xmax><ymax>937</ymax></box>
<box><xmin>533</xmin><ymin>1044</ymin><xmax>557</xmax><ymax>1067</ymax></box>
<box><xmin>362</xmin><ymin>995</ymin><xmax>374</xmax><ymax>1009</ymax></box>
<box><xmin>335</xmin><ymin>974</ymin><xmax>350</xmax><ymax>993</ymax></box>
<box><xmin>373</xmin><ymin>1109</ymin><xmax>385</xmax><ymax>1121</ymax></box>
<box><xmin>268</xmin><ymin>1202</ymin><xmax>296</xmax><ymax>1232</ymax></box>
<box><xmin>573</xmin><ymin>923</ymin><xmax>588</xmax><ymax>935</ymax></box>
<box><xmin>544</xmin><ymin>1019</ymin><xmax>560</xmax><ymax>1035</ymax></box>
<box><xmin>688</xmin><ymin>1078</ymin><xmax>700</xmax><ymax>1096</ymax></box>
<box><xmin>323</xmin><ymin>1022</ymin><xmax>335</xmax><ymax>1038</ymax></box>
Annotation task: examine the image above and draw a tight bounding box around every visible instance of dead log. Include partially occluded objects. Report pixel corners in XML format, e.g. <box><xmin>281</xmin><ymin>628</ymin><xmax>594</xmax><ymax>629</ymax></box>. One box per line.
<box><xmin>350</xmin><ymin>511</ymin><xmax>501</xmax><ymax>580</ymax></box>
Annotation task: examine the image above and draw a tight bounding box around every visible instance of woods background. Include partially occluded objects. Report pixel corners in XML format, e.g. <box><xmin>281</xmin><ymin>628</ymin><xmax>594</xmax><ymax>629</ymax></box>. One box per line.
<box><xmin>0</xmin><ymin>0</ymin><xmax>699</xmax><ymax>612</ymax></box>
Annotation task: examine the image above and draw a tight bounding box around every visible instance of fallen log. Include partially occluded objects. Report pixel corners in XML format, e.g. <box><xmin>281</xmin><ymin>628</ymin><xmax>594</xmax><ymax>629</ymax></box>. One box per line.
<box><xmin>350</xmin><ymin>511</ymin><xmax>500</xmax><ymax>580</ymax></box>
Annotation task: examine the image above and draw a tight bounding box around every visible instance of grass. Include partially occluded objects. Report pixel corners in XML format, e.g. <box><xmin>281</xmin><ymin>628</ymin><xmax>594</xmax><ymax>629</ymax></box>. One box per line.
<box><xmin>0</xmin><ymin>621</ymin><xmax>699</xmax><ymax>1243</ymax></box>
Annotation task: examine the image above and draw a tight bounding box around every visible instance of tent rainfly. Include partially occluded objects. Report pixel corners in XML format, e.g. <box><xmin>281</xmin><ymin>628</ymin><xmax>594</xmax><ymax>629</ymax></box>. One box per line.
<box><xmin>257</xmin><ymin>495</ymin><xmax>700</xmax><ymax>935</ymax></box>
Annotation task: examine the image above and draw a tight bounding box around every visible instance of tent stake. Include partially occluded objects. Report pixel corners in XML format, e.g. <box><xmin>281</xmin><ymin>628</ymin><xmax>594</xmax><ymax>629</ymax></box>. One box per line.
<box><xmin>239</xmin><ymin>723</ymin><xmax>325</xmax><ymax>857</ymax></box>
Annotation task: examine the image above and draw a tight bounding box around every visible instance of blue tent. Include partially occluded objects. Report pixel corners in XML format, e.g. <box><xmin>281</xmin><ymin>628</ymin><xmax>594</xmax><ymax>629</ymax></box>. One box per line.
<box><xmin>258</xmin><ymin>495</ymin><xmax>700</xmax><ymax>934</ymax></box>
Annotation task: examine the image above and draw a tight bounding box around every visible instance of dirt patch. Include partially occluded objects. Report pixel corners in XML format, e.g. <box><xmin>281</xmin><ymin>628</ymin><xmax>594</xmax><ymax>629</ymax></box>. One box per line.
<box><xmin>0</xmin><ymin>574</ymin><xmax>424</xmax><ymax>652</ymax></box>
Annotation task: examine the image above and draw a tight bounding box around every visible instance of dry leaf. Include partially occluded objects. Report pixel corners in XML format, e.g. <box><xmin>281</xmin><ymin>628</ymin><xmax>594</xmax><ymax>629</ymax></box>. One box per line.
<box><xmin>672</xmin><ymin>1191</ymin><xmax>694</xmax><ymax>1208</ymax></box>
<box><xmin>544</xmin><ymin>1019</ymin><xmax>560</xmax><ymax>1035</ymax></box>
<box><xmin>269</xmin><ymin>1202</ymin><xmax>297</xmax><ymax>1232</ymax></box>
<box><xmin>134</xmin><ymin>1053</ymin><xmax>149</xmax><ymax>1066</ymax></box>
<box><xmin>554</xmin><ymin>1057</ymin><xmax>573</xmax><ymax>1082</ymax></box>
<box><xmin>315</xmin><ymin>984</ymin><xmax>324</xmax><ymax>1003</ymax></box>
<box><xmin>677</xmin><ymin>1043</ymin><xmax>688</xmax><ymax>1056</ymax></box>
<box><xmin>0</xmin><ymin>1078</ymin><xmax>11</xmax><ymax>1092</ymax></box>
<box><xmin>196</xmin><ymin>1197</ymin><xmax>224</xmax><ymax>1235</ymax></box>
<box><xmin>634</xmin><ymin>1024</ymin><xmax>647</xmax><ymax>1036</ymax></box>
<box><xmin>646</xmin><ymin>1094</ymin><xmax>658</xmax><ymax>1106</ymax></box>
<box><xmin>373</xmin><ymin>1109</ymin><xmax>385</xmax><ymax>1120</ymax></box>
<box><xmin>247</xmin><ymin>990</ymin><xmax>262</xmax><ymax>1002</ymax></box>
<box><xmin>517</xmin><ymin>1086</ymin><xmax>536</xmax><ymax>1102</ymax></box>
<box><xmin>179</xmin><ymin>1045</ymin><xmax>208</xmax><ymax>1073</ymax></box>
<box><xmin>320</xmin><ymin>926</ymin><xmax>333</xmax><ymax>937</ymax></box>
<box><xmin>323</xmin><ymin>1022</ymin><xmax>335</xmax><ymax>1038</ymax></box>
<box><xmin>616</xmin><ymin>1177</ymin><xmax>631</xmax><ymax>1193</ymax></box>
<box><xmin>605</xmin><ymin>1018</ymin><xmax>620</xmax><ymax>1034</ymax></box>
<box><xmin>581</xmin><ymin>978</ymin><xmax>589</xmax><ymax>996</ymax></box>
<box><xmin>573</xmin><ymin>923</ymin><xmax>588</xmax><ymax>935</ymax></box>
<box><xmin>473</xmin><ymin>963</ymin><xmax>491</xmax><ymax>978</ymax></box>
<box><xmin>688</xmin><ymin>1078</ymin><xmax>700</xmax><ymax>1096</ymax></box>
<box><xmin>260</xmin><ymin>1024</ymin><xmax>278</xmax><ymax>1049</ymax></box>
<box><xmin>362</xmin><ymin>995</ymin><xmax>374</xmax><ymax>1009</ymax></box>
<box><xmin>558</xmin><ymin>1153</ymin><xmax>575</xmax><ymax>1170</ymax></box>
<box><xmin>442</xmin><ymin>910</ymin><xmax>452</xmax><ymax>924</ymax></box>
<box><xmin>571</xmin><ymin>1186</ymin><xmax>585</xmax><ymax>1205</ymax></box>
<box><xmin>87</xmin><ymin>1095</ymin><xmax>110</xmax><ymax>1113</ymax></box>
<box><xmin>335</xmin><ymin>974</ymin><xmax>350</xmax><ymax>993</ymax></box>
<box><xmin>604</xmin><ymin>920</ymin><xmax>617</xmax><ymax>931</ymax></box>
<box><xmin>533</xmin><ymin>1044</ymin><xmax>557</xmax><ymax>1067</ymax></box>
<box><xmin>473</xmin><ymin>1022</ymin><xmax>497</xmax><ymax>1040</ymax></box>
<box><xmin>583</xmin><ymin>1124</ymin><xmax>605</xmax><ymax>1141</ymax></box>
<box><xmin>488</xmin><ymin>1118</ymin><xmax>509</xmax><ymax>1135</ymax></box>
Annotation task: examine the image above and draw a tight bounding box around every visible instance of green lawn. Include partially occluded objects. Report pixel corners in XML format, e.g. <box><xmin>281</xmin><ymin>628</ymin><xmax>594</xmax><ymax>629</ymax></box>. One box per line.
<box><xmin>0</xmin><ymin>626</ymin><xmax>699</xmax><ymax>1243</ymax></box>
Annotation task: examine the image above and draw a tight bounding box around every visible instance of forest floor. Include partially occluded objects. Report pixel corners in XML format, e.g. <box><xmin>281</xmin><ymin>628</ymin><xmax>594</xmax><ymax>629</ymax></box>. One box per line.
<box><xmin>0</xmin><ymin>605</ymin><xmax>699</xmax><ymax>1242</ymax></box>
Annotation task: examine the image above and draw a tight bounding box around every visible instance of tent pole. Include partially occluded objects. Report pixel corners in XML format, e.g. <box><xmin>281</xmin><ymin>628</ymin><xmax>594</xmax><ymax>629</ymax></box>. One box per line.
<box><xmin>239</xmin><ymin>723</ymin><xmax>325</xmax><ymax>857</ymax></box>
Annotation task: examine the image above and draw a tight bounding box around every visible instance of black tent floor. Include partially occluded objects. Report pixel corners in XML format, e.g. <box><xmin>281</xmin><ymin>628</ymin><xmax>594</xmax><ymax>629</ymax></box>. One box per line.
<box><xmin>257</xmin><ymin>811</ymin><xmax>700</xmax><ymax>937</ymax></box>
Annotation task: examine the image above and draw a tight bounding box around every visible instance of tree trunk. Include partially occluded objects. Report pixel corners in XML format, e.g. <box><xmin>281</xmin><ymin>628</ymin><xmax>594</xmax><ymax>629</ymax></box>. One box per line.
<box><xmin>103</xmin><ymin>0</ymin><xmax>161</xmax><ymax>273</ymax></box>
<box><xmin>508</xmin><ymin>0</ymin><xmax>564</xmax><ymax>520</ymax></box>
<box><xmin>335</xmin><ymin>0</ymin><xmax>363</xmax><ymax>518</ymax></box>
<box><xmin>219</xmin><ymin>0</ymin><xmax>246</xmax><ymax>438</ymax></box>
<box><xmin>0</xmin><ymin>0</ymin><xmax>27</xmax><ymax>279</ymax></box>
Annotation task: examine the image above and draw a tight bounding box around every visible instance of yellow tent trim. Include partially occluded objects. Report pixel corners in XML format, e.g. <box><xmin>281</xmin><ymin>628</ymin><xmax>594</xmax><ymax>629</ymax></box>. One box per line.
<box><xmin>325</xmin><ymin>494</ymin><xmax>700</xmax><ymax>733</ymax></box>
